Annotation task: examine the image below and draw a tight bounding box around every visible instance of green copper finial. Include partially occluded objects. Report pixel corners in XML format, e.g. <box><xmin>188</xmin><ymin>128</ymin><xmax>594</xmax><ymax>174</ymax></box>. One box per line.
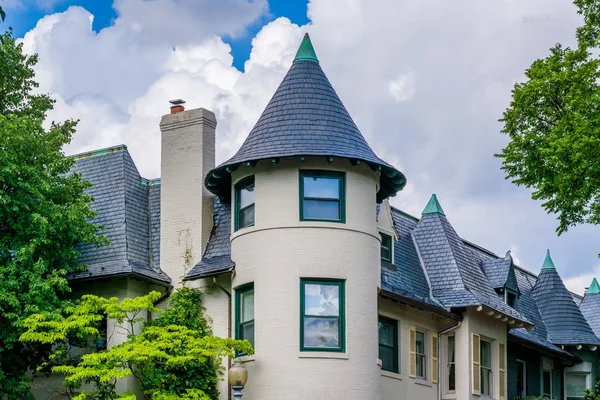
<box><xmin>422</xmin><ymin>194</ymin><xmax>445</xmax><ymax>216</ymax></box>
<box><xmin>541</xmin><ymin>249</ymin><xmax>556</xmax><ymax>270</ymax></box>
<box><xmin>294</xmin><ymin>33</ymin><xmax>319</xmax><ymax>63</ymax></box>
<box><xmin>504</xmin><ymin>250</ymin><xmax>512</xmax><ymax>261</ymax></box>
<box><xmin>587</xmin><ymin>278</ymin><xmax>600</xmax><ymax>295</ymax></box>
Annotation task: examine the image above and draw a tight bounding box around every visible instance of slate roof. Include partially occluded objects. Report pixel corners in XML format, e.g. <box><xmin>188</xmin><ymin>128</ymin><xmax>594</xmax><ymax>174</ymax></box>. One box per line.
<box><xmin>481</xmin><ymin>258</ymin><xmax>512</xmax><ymax>289</ymax></box>
<box><xmin>580</xmin><ymin>283</ymin><xmax>600</xmax><ymax>338</ymax></box>
<box><xmin>412</xmin><ymin>205</ymin><xmax>531</xmax><ymax>325</ymax></box>
<box><xmin>204</xmin><ymin>34</ymin><xmax>405</xmax><ymax>203</ymax></box>
<box><xmin>68</xmin><ymin>146</ymin><xmax>170</xmax><ymax>285</ymax></box>
<box><xmin>184</xmin><ymin>197</ymin><xmax>234</xmax><ymax>280</ymax></box>
<box><xmin>532</xmin><ymin>261</ymin><xmax>600</xmax><ymax>346</ymax></box>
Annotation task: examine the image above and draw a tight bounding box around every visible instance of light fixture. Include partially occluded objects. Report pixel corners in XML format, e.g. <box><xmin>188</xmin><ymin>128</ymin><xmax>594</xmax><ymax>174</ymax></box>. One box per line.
<box><xmin>228</xmin><ymin>362</ymin><xmax>248</xmax><ymax>399</ymax></box>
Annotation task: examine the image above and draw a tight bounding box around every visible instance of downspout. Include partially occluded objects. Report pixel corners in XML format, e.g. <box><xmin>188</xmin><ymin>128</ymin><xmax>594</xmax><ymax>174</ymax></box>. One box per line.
<box><xmin>438</xmin><ymin>320</ymin><xmax>462</xmax><ymax>400</ymax></box>
<box><xmin>213</xmin><ymin>276</ymin><xmax>232</xmax><ymax>400</ymax></box>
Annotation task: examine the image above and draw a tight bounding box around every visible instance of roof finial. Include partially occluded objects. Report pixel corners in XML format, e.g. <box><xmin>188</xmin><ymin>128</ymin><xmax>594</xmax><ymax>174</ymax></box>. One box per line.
<box><xmin>294</xmin><ymin>33</ymin><xmax>319</xmax><ymax>63</ymax></box>
<box><xmin>541</xmin><ymin>249</ymin><xmax>556</xmax><ymax>271</ymax></box>
<box><xmin>504</xmin><ymin>250</ymin><xmax>512</xmax><ymax>261</ymax></box>
<box><xmin>587</xmin><ymin>278</ymin><xmax>600</xmax><ymax>295</ymax></box>
<box><xmin>422</xmin><ymin>194</ymin><xmax>445</xmax><ymax>216</ymax></box>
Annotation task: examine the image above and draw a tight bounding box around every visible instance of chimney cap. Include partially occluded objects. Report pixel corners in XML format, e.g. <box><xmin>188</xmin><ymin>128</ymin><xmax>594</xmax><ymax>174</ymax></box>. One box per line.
<box><xmin>169</xmin><ymin>99</ymin><xmax>186</xmax><ymax>106</ymax></box>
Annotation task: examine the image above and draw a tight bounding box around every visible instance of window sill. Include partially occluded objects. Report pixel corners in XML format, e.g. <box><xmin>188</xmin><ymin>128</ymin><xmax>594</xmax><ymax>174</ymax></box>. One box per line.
<box><xmin>413</xmin><ymin>379</ymin><xmax>433</xmax><ymax>387</ymax></box>
<box><xmin>381</xmin><ymin>371</ymin><xmax>402</xmax><ymax>381</ymax></box>
<box><xmin>298</xmin><ymin>352</ymin><xmax>349</xmax><ymax>360</ymax></box>
<box><xmin>233</xmin><ymin>354</ymin><xmax>255</xmax><ymax>364</ymax></box>
<box><xmin>441</xmin><ymin>395</ymin><xmax>457</xmax><ymax>400</ymax></box>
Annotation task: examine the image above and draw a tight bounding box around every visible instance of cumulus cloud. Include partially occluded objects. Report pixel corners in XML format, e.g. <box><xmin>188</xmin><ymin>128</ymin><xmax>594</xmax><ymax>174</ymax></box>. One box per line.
<box><xmin>565</xmin><ymin>264</ymin><xmax>600</xmax><ymax>296</ymax></box>
<box><xmin>18</xmin><ymin>0</ymin><xmax>599</xmax><ymax>284</ymax></box>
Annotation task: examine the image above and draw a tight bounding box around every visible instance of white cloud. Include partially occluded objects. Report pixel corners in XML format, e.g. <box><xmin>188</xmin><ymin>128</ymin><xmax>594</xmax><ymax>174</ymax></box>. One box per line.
<box><xmin>564</xmin><ymin>264</ymin><xmax>600</xmax><ymax>296</ymax></box>
<box><xmin>18</xmin><ymin>0</ymin><xmax>599</xmax><ymax>282</ymax></box>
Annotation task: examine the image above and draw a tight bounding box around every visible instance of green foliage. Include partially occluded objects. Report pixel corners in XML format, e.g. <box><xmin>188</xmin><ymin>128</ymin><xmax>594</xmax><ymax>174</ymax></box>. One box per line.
<box><xmin>497</xmin><ymin>0</ymin><xmax>600</xmax><ymax>237</ymax></box>
<box><xmin>585</xmin><ymin>378</ymin><xmax>600</xmax><ymax>399</ymax></box>
<box><xmin>0</xmin><ymin>6</ymin><xmax>5</xmax><ymax>23</ymax></box>
<box><xmin>21</xmin><ymin>288</ymin><xmax>253</xmax><ymax>400</ymax></box>
<box><xmin>0</xmin><ymin>28</ymin><xmax>104</xmax><ymax>397</ymax></box>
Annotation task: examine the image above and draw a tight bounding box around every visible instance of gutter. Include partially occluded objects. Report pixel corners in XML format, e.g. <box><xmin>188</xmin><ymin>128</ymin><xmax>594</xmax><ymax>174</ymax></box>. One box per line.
<box><xmin>213</xmin><ymin>276</ymin><xmax>233</xmax><ymax>400</ymax></box>
<box><xmin>437</xmin><ymin>321</ymin><xmax>462</xmax><ymax>400</ymax></box>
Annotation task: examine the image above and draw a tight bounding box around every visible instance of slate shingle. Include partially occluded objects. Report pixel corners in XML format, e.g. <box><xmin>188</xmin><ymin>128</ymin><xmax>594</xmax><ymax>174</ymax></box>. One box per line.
<box><xmin>580</xmin><ymin>293</ymin><xmax>600</xmax><ymax>338</ymax></box>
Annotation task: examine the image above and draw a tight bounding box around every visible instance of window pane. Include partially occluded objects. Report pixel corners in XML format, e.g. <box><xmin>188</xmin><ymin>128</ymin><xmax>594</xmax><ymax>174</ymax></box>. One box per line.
<box><xmin>416</xmin><ymin>354</ymin><xmax>426</xmax><ymax>378</ymax></box>
<box><xmin>480</xmin><ymin>341</ymin><xmax>492</xmax><ymax>368</ymax></box>
<box><xmin>240</xmin><ymin>321</ymin><xmax>254</xmax><ymax>347</ymax></box>
<box><xmin>304</xmin><ymin>284</ymin><xmax>339</xmax><ymax>316</ymax></box>
<box><xmin>378</xmin><ymin>320</ymin><xmax>395</xmax><ymax>347</ymax></box>
<box><xmin>543</xmin><ymin>370</ymin><xmax>552</xmax><ymax>395</ymax></box>
<box><xmin>481</xmin><ymin>367</ymin><xmax>492</xmax><ymax>395</ymax></box>
<box><xmin>448</xmin><ymin>363</ymin><xmax>456</xmax><ymax>391</ymax></box>
<box><xmin>416</xmin><ymin>331</ymin><xmax>425</xmax><ymax>354</ymax></box>
<box><xmin>516</xmin><ymin>362</ymin><xmax>525</xmax><ymax>395</ymax></box>
<box><xmin>239</xmin><ymin>204</ymin><xmax>255</xmax><ymax>228</ymax></box>
<box><xmin>303</xmin><ymin>317</ymin><xmax>339</xmax><ymax>348</ymax></box>
<box><xmin>239</xmin><ymin>183</ymin><xmax>255</xmax><ymax>208</ymax></box>
<box><xmin>303</xmin><ymin>199</ymin><xmax>340</xmax><ymax>220</ymax></box>
<box><xmin>448</xmin><ymin>336</ymin><xmax>455</xmax><ymax>363</ymax></box>
<box><xmin>379</xmin><ymin>345</ymin><xmax>395</xmax><ymax>372</ymax></box>
<box><xmin>241</xmin><ymin>290</ymin><xmax>254</xmax><ymax>323</ymax></box>
<box><xmin>566</xmin><ymin>373</ymin><xmax>587</xmax><ymax>396</ymax></box>
<box><xmin>303</xmin><ymin>176</ymin><xmax>339</xmax><ymax>199</ymax></box>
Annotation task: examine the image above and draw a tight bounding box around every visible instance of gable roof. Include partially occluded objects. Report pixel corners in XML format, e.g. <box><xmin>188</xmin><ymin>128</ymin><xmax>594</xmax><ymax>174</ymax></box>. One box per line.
<box><xmin>481</xmin><ymin>252</ymin><xmax>519</xmax><ymax>293</ymax></box>
<box><xmin>580</xmin><ymin>278</ymin><xmax>600</xmax><ymax>338</ymax></box>
<box><xmin>68</xmin><ymin>146</ymin><xmax>170</xmax><ymax>285</ymax></box>
<box><xmin>532</xmin><ymin>252</ymin><xmax>600</xmax><ymax>346</ymax></box>
<box><xmin>204</xmin><ymin>34</ymin><xmax>405</xmax><ymax>202</ymax></box>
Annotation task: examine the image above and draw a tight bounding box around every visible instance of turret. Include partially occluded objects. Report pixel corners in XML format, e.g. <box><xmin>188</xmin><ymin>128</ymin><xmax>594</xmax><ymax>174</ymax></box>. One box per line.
<box><xmin>204</xmin><ymin>34</ymin><xmax>405</xmax><ymax>400</ymax></box>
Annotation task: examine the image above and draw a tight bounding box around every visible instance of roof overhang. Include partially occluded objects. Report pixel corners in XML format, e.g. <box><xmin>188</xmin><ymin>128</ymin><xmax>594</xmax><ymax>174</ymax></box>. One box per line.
<box><xmin>380</xmin><ymin>289</ymin><xmax>462</xmax><ymax>321</ymax></box>
<box><xmin>471</xmin><ymin>304</ymin><xmax>534</xmax><ymax>331</ymax></box>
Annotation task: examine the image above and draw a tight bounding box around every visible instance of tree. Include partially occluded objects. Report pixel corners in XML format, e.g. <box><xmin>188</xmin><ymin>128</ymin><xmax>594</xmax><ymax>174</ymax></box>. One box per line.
<box><xmin>497</xmin><ymin>0</ymin><xmax>600</xmax><ymax>237</ymax></box>
<box><xmin>0</xmin><ymin>29</ymin><xmax>104</xmax><ymax>397</ymax></box>
<box><xmin>20</xmin><ymin>287</ymin><xmax>253</xmax><ymax>400</ymax></box>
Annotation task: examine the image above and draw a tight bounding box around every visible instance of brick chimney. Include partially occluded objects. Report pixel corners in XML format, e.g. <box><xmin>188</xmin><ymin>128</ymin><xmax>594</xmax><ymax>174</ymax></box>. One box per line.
<box><xmin>159</xmin><ymin>102</ymin><xmax>216</xmax><ymax>285</ymax></box>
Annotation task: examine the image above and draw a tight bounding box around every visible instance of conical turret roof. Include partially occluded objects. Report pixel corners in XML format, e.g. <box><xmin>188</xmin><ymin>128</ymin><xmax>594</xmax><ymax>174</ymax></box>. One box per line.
<box><xmin>205</xmin><ymin>34</ymin><xmax>406</xmax><ymax>202</ymax></box>
<box><xmin>532</xmin><ymin>251</ymin><xmax>600</xmax><ymax>345</ymax></box>
<box><xmin>581</xmin><ymin>278</ymin><xmax>600</xmax><ymax>337</ymax></box>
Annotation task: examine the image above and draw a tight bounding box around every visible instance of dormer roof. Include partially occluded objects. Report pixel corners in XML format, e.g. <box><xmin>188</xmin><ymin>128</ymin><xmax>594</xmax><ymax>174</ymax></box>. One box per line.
<box><xmin>204</xmin><ymin>34</ymin><xmax>406</xmax><ymax>202</ymax></box>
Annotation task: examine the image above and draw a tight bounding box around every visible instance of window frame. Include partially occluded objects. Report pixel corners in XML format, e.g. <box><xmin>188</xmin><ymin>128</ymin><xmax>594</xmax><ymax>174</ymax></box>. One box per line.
<box><xmin>446</xmin><ymin>335</ymin><xmax>456</xmax><ymax>393</ymax></box>
<box><xmin>299</xmin><ymin>170</ymin><xmax>346</xmax><ymax>223</ymax></box>
<box><xmin>505</xmin><ymin>288</ymin><xmax>518</xmax><ymax>308</ymax></box>
<box><xmin>235</xmin><ymin>283</ymin><xmax>255</xmax><ymax>354</ymax></box>
<box><xmin>234</xmin><ymin>176</ymin><xmax>255</xmax><ymax>231</ymax></box>
<box><xmin>380</xmin><ymin>233</ymin><xmax>393</xmax><ymax>263</ymax></box>
<box><xmin>565</xmin><ymin>371</ymin><xmax>590</xmax><ymax>400</ymax></box>
<box><xmin>542</xmin><ymin>367</ymin><xmax>552</xmax><ymax>398</ymax></box>
<box><xmin>480</xmin><ymin>338</ymin><xmax>493</xmax><ymax>396</ymax></box>
<box><xmin>378</xmin><ymin>315</ymin><xmax>399</xmax><ymax>373</ymax></box>
<box><xmin>300</xmin><ymin>278</ymin><xmax>345</xmax><ymax>352</ymax></box>
<box><xmin>415</xmin><ymin>329</ymin><xmax>427</xmax><ymax>379</ymax></box>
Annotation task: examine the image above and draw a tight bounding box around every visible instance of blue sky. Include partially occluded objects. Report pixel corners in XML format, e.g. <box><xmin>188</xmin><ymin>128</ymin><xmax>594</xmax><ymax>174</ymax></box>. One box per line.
<box><xmin>3</xmin><ymin>0</ymin><xmax>310</xmax><ymax>71</ymax></box>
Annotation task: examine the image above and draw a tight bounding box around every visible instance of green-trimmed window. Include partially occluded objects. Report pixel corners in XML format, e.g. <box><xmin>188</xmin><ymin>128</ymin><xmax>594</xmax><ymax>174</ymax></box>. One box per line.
<box><xmin>380</xmin><ymin>233</ymin><xmax>392</xmax><ymax>262</ymax></box>
<box><xmin>235</xmin><ymin>176</ymin><xmax>255</xmax><ymax>231</ymax></box>
<box><xmin>378</xmin><ymin>316</ymin><xmax>399</xmax><ymax>373</ymax></box>
<box><xmin>299</xmin><ymin>171</ymin><xmax>345</xmax><ymax>222</ymax></box>
<box><xmin>505</xmin><ymin>288</ymin><xmax>517</xmax><ymax>308</ymax></box>
<box><xmin>300</xmin><ymin>279</ymin><xmax>345</xmax><ymax>352</ymax></box>
<box><xmin>235</xmin><ymin>283</ymin><xmax>254</xmax><ymax>349</ymax></box>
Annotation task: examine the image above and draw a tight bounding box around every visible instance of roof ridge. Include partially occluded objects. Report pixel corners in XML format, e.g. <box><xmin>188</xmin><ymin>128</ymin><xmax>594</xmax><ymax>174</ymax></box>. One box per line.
<box><xmin>71</xmin><ymin>144</ymin><xmax>128</xmax><ymax>160</ymax></box>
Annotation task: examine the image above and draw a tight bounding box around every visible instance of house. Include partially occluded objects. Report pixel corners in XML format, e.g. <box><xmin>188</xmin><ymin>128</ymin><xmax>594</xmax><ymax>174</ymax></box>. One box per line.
<box><xmin>33</xmin><ymin>34</ymin><xmax>600</xmax><ymax>400</ymax></box>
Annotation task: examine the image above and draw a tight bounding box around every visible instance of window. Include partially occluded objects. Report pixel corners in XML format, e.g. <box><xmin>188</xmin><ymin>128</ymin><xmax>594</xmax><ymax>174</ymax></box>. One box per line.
<box><xmin>299</xmin><ymin>171</ymin><xmax>345</xmax><ymax>222</ymax></box>
<box><xmin>235</xmin><ymin>176</ymin><xmax>255</xmax><ymax>231</ymax></box>
<box><xmin>516</xmin><ymin>360</ymin><xmax>526</xmax><ymax>397</ymax></box>
<box><xmin>235</xmin><ymin>284</ymin><xmax>254</xmax><ymax>350</ymax></box>
<box><xmin>542</xmin><ymin>368</ymin><xmax>552</xmax><ymax>398</ymax></box>
<box><xmin>378</xmin><ymin>316</ymin><xmax>398</xmax><ymax>373</ymax></box>
<box><xmin>505</xmin><ymin>289</ymin><xmax>517</xmax><ymax>308</ymax></box>
<box><xmin>380</xmin><ymin>233</ymin><xmax>392</xmax><ymax>262</ymax></box>
<box><xmin>300</xmin><ymin>279</ymin><xmax>345</xmax><ymax>352</ymax></box>
<box><xmin>480</xmin><ymin>340</ymin><xmax>492</xmax><ymax>396</ymax></box>
<box><xmin>447</xmin><ymin>336</ymin><xmax>456</xmax><ymax>392</ymax></box>
<box><xmin>566</xmin><ymin>373</ymin><xmax>589</xmax><ymax>400</ymax></box>
<box><xmin>416</xmin><ymin>330</ymin><xmax>426</xmax><ymax>379</ymax></box>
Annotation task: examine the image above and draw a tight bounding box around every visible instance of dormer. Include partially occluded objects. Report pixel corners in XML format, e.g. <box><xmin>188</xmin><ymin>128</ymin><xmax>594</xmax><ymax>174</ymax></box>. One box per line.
<box><xmin>481</xmin><ymin>250</ymin><xmax>520</xmax><ymax>308</ymax></box>
<box><xmin>377</xmin><ymin>199</ymin><xmax>398</xmax><ymax>264</ymax></box>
